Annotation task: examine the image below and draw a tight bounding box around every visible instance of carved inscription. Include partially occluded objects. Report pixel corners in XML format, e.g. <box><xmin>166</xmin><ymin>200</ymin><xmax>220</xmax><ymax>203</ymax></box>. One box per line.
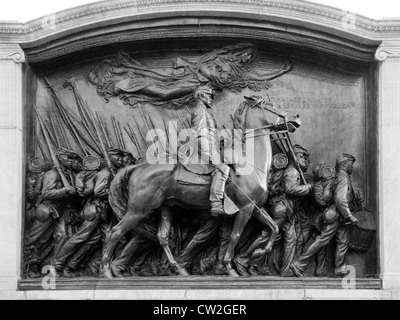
<box><xmin>270</xmin><ymin>96</ymin><xmax>360</xmax><ymax>110</ymax></box>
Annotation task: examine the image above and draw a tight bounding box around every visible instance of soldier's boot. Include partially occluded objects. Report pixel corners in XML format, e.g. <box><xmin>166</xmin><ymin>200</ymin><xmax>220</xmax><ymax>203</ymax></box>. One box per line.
<box><xmin>27</xmin><ymin>264</ymin><xmax>42</xmax><ymax>279</ymax></box>
<box><xmin>334</xmin><ymin>265</ymin><xmax>349</xmax><ymax>277</ymax></box>
<box><xmin>344</xmin><ymin>214</ymin><xmax>359</xmax><ymax>225</ymax></box>
<box><xmin>210</xmin><ymin>166</ymin><xmax>230</xmax><ymax>217</ymax></box>
<box><xmin>290</xmin><ymin>262</ymin><xmax>304</xmax><ymax>277</ymax></box>
<box><xmin>110</xmin><ymin>262</ymin><xmax>125</xmax><ymax>278</ymax></box>
<box><xmin>62</xmin><ymin>266</ymin><xmax>78</xmax><ymax>278</ymax></box>
<box><xmin>214</xmin><ymin>261</ymin><xmax>227</xmax><ymax>275</ymax></box>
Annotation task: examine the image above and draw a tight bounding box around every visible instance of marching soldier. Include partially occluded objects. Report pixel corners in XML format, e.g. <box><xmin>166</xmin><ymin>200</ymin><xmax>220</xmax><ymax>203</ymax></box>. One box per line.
<box><xmin>25</xmin><ymin>156</ymin><xmax>47</xmax><ymax>228</ymax></box>
<box><xmin>290</xmin><ymin>154</ymin><xmax>359</xmax><ymax>277</ymax></box>
<box><xmin>233</xmin><ymin>147</ymin><xmax>312</xmax><ymax>276</ymax></box>
<box><xmin>265</xmin><ymin>145</ymin><xmax>313</xmax><ymax>276</ymax></box>
<box><xmin>53</xmin><ymin>149</ymin><xmax>125</xmax><ymax>277</ymax></box>
<box><xmin>232</xmin><ymin>153</ymin><xmax>289</xmax><ymax>275</ymax></box>
<box><xmin>25</xmin><ymin>148</ymin><xmax>79</xmax><ymax>277</ymax></box>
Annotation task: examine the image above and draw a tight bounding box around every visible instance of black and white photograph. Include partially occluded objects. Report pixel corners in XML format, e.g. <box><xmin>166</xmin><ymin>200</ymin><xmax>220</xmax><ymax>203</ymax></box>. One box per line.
<box><xmin>0</xmin><ymin>0</ymin><xmax>399</xmax><ymax>302</ymax></box>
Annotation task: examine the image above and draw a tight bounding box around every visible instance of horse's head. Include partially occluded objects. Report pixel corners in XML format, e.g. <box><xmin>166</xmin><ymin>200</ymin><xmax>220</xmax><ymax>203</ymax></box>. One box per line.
<box><xmin>233</xmin><ymin>95</ymin><xmax>301</xmax><ymax>134</ymax></box>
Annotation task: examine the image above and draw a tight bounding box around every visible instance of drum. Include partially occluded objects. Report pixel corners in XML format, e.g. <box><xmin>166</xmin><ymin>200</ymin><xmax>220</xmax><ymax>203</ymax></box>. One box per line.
<box><xmin>348</xmin><ymin>208</ymin><xmax>376</xmax><ymax>252</ymax></box>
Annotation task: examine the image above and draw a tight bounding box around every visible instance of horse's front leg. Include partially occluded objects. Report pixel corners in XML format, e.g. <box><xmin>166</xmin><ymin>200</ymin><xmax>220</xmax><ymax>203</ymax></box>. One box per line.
<box><xmin>223</xmin><ymin>203</ymin><xmax>254</xmax><ymax>277</ymax></box>
<box><xmin>158</xmin><ymin>206</ymin><xmax>189</xmax><ymax>276</ymax></box>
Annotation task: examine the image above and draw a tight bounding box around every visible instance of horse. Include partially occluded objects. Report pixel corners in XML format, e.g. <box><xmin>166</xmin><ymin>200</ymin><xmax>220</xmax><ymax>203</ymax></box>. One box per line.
<box><xmin>101</xmin><ymin>96</ymin><xmax>300</xmax><ymax>278</ymax></box>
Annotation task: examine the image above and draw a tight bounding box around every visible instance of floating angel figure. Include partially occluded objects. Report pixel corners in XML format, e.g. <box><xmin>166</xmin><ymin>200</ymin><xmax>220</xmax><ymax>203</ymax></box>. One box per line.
<box><xmin>88</xmin><ymin>42</ymin><xmax>293</xmax><ymax>109</ymax></box>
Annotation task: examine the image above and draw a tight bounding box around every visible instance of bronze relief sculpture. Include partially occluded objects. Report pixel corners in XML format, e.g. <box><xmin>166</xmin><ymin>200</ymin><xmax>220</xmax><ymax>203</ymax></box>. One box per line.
<box><xmin>23</xmin><ymin>42</ymin><xmax>375</xmax><ymax>280</ymax></box>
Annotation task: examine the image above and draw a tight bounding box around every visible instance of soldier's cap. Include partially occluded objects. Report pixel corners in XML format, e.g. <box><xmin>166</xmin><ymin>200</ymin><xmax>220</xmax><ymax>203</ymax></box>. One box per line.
<box><xmin>83</xmin><ymin>155</ymin><xmax>101</xmax><ymax>171</ymax></box>
<box><xmin>28</xmin><ymin>157</ymin><xmax>46</xmax><ymax>173</ymax></box>
<box><xmin>293</xmin><ymin>144</ymin><xmax>309</xmax><ymax>157</ymax></box>
<box><xmin>272</xmin><ymin>153</ymin><xmax>288</xmax><ymax>170</ymax></box>
<box><xmin>336</xmin><ymin>153</ymin><xmax>356</xmax><ymax>165</ymax></box>
<box><xmin>56</xmin><ymin>147</ymin><xmax>80</xmax><ymax>159</ymax></box>
<box><xmin>108</xmin><ymin>148</ymin><xmax>124</xmax><ymax>156</ymax></box>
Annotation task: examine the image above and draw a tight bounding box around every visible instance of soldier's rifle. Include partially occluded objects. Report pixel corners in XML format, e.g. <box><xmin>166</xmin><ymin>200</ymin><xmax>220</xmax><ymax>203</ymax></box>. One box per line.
<box><xmin>138</xmin><ymin>106</ymin><xmax>159</xmax><ymax>158</ymax></box>
<box><xmin>34</xmin><ymin>108</ymin><xmax>71</xmax><ymax>188</ymax></box>
<box><xmin>33</xmin><ymin>116</ymin><xmax>49</xmax><ymax>162</ymax></box>
<box><xmin>262</xmin><ymin>99</ymin><xmax>306</xmax><ymax>185</ymax></box>
<box><xmin>123</xmin><ymin>126</ymin><xmax>142</xmax><ymax>158</ymax></box>
<box><xmin>65</xmin><ymin>78</ymin><xmax>102</xmax><ymax>153</ymax></box>
<box><xmin>92</xmin><ymin>111</ymin><xmax>117</xmax><ymax>177</ymax></box>
<box><xmin>56</xmin><ymin>117</ymin><xmax>71</xmax><ymax>149</ymax></box>
<box><xmin>44</xmin><ymin>119</ymin><xmax>59</xmax><ymax>148</ymax></box>
<box><xmin>147</xmin><ymin>116</ymin><xmax>166</xmax><ymax>152</ymax></box>
<box><xmin>117</xmin><ymin>121</ymin><xmax>127</xmax><ymax>150</ymax></box>
<box><xmin>132</xmin><ymin>115</ymin><xmax>149</xmax><ymax>148</ymax></box>
<box><xmin>133</xmin><ymin>113</ymin><xmax>156</xmax><ymax>161</ymax></box>
<box><xmin>99</xmin><ymin>119</ymin><xmax>112</xmax><ymax>150</ymax></box>
<box><xmin>127</xmin><ymin>122</ymin><xmax>144</xmax><ymax>158</ymax></box>
<box><xmin>43</xmin><ymin>77</ymin><xmax>89</xmax><ymax>157</ymax></box>
<box><xmin>111</xmin><ymin>115</ymin><xmax>123</xmax><ymax>150</ymax></box>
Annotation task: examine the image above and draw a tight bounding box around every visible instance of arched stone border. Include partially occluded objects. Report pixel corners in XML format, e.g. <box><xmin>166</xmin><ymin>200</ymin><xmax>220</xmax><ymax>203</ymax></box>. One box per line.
<box><xmin>1</xmin><ymin>0</ymin><xmax>400</xmax><ymax>295</ymax></box>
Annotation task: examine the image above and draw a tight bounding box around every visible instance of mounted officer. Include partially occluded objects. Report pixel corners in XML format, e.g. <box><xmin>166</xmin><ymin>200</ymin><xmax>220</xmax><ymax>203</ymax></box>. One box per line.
<box><xmin>187</xmin><ymin>85</ymin><xmax>230</xmax><ymax>216</ymax></box>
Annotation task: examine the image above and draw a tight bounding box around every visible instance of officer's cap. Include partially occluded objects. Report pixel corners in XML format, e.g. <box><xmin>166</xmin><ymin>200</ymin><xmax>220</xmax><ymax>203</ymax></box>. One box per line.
<box><xmin>336</xmin><ymin>153</ymin><xmax>356</xmax><ymax>165</ymax></box>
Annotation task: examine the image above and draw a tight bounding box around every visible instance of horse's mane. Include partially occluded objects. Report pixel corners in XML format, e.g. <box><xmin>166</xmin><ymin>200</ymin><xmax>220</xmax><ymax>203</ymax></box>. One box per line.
<box><xmin>233</xmin><ymin>97</ymin><xmax>264</xmax><ymax>131</ymax></box>
<box><xmin>233</xmin><ymin>100</ymin><xmax>250</xmax><ymax>131</ymax></box>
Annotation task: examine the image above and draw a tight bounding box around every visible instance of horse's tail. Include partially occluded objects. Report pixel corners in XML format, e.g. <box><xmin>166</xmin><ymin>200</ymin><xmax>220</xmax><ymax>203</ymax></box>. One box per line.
<box><xmin>109</xmin><ymin>164</ymin><xmax>138</xmax><ymax>221</ymax></box>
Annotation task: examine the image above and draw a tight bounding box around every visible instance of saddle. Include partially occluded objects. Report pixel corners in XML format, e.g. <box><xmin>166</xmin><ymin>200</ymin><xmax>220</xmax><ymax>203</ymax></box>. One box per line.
<box><xmin>177</xmin><ymin>164</ymin><xmax>238</xmax><ymax>215</ymax></box>
<box><xmin>177</xmin><ymin>163</ymin><xmax>213</xmax><ymax>185</ymax></box>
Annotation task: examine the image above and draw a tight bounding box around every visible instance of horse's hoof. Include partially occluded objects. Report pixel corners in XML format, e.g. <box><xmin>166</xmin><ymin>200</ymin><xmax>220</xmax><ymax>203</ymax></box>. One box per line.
<box><xmin>99</xmin><ymin>264</ymin><xmax>114</xmax><ymax>278</ymax></box>
<box><xmin>176</xmin><ymin>267</ymin><xmax>190</xmax><ymax>276</ymax></box>
<box><xmin>226</xmin><ymin>267</ymin><xmax>240</xmax><ymax>277</ymax></box>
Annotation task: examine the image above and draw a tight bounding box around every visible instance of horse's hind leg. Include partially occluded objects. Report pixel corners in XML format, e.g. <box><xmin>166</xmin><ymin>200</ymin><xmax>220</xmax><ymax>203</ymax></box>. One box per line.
<box><xmin>158</xmin><ymin>206</ymin><xmax>189</xmax><ymax>276</ymax></box>
<box><xmin>100</xmin><ymin>213</ymin><xmax>145</xmax><ymax>278</ymax></box>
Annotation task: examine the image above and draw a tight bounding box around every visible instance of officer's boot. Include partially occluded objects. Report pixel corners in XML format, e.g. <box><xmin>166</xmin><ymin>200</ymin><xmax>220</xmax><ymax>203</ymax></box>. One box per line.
<box><xmin>210</xmin><ymin>166</ymin><xmax>230</xmax><ymax>217</ymax></box>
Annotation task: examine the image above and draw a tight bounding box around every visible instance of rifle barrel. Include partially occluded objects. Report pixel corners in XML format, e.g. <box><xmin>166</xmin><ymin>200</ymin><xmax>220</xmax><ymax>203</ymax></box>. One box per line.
<box><xmin>34</xmin><ymin>108</ymin><xmax>71</xmax><ymax>187</ymax></box>
<box><xmin>93</xmin><ymin>111</ymin><xmax>116</xmax><ymax>176</ymax></box>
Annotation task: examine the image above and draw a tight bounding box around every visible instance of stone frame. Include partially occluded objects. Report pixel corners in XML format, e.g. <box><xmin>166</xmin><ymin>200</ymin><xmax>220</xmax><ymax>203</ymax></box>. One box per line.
<box><xmin>1</xmin><ymin>0</ymin><xmax>400</xmax><ymax>296</ymax></box>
